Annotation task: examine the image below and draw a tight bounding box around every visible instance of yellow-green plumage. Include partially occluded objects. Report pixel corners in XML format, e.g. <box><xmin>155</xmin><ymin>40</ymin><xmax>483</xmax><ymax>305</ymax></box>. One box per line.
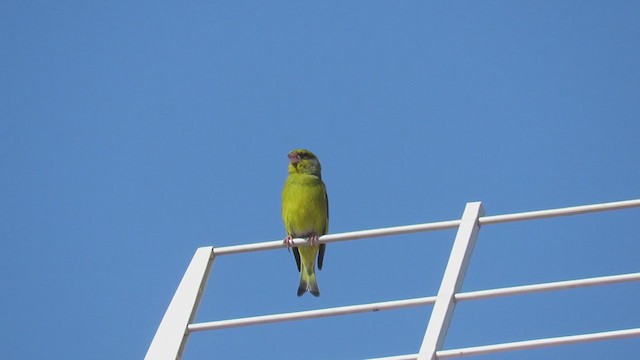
<box><xmin>282</xmin><ymin>149</ymin><xmax>328</xmax><ymax>297</ymax></box>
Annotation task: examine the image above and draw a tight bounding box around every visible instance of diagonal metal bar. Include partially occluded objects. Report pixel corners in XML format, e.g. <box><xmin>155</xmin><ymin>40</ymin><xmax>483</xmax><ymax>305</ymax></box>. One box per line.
<box><xmin>145</xmin><ymin>247</ymin><xmax>215</xmax><ymax>360</ymax></box>
<box><xmin>417</xmin><ymin>202</ymin><xmax>484</xmax><ymax>360</ymax></box>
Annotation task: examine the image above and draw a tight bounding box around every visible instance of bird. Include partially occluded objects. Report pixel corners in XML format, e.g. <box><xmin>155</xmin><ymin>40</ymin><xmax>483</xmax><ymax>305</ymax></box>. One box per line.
<box><xmin>282</xmin><ymin>149</ymin><xmax>329</xmax><ymax>297</ymax></box>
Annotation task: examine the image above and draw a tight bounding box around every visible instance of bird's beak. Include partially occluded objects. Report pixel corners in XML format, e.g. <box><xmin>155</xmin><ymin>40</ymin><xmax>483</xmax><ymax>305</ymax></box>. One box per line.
<box><xmin>288</xmin><ymin>152</ymin><xmax>300</xmax><ymax>164</ymax></box>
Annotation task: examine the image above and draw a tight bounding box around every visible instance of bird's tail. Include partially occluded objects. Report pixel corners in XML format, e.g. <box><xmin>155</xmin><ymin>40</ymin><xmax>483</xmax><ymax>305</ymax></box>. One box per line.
<box><xmin>297</xmin><ymin>265</ymin><xmax>320</xmax><ymax>297</ymax></box>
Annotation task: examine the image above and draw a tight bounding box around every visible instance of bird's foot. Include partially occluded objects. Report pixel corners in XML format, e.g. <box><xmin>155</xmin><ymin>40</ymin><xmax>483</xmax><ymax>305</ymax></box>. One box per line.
<box><xmin>308</xmin><ymin>234</ymin><xmax>319</xmax><ymax>247</ymax></box>
<box><xmin>283</xmin><ymin>235</ymin><xmax>294</xmax><ymax>252</ymax></box>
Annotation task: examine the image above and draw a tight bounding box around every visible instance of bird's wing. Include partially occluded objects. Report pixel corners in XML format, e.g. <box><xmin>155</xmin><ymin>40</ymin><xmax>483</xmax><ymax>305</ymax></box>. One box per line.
<box><xmin>293</xmin><ymin>247</ymin><xmax>301</xmax><ymax>272</ymax></box>
<box><xmin>317</xmin><ymin>186</ymin><xmax>328</xmax><ymax>270</ymax></box>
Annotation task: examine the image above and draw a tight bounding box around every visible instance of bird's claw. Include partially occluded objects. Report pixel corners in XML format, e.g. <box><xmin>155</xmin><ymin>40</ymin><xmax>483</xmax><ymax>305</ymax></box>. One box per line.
<box><xmin>283</xmin><ymin>236</ymin><xmax>294</xmax><ymax>252</ymax></box>
<box><xmin>285</xmin><ymin>234</ymin><xmax>320</xmax><ymax>250</ymax></box>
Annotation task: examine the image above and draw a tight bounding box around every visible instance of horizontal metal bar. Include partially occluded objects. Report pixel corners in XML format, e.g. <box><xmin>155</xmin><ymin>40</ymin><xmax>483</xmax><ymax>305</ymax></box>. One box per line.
<box><xmin>212</xmin><ymin>198</ymin><xmax>640</xmax><ymax>256</ymax></box>
<box><xmin>436</xmin><ymin>327</ymin><xmax>640</xmax><ymax>359</ymax></box>
<box><xmin>455</xmin><ymin>272</ymin><xmax>640</xmax><ymax>302</ymax></box>
<box><xmin>213</xmin><ymin>220</ymin><xmax>461</xmax><ymax>256</ymax></box>
<box><xmin>189</xmin><ymin>271</ymin><xmax>640</xmax><ymax>334</ymax></box>
<box><xmin>479</xmin><ymin>198</ymin><xmax>640</xmax><ymax>225</ymax></box>
<box><xmin>188</xmin><ymin>296</ymin><xmax>437</xmax><ymax>332</ymax></box>
<box><xmin>366</xmin><ymin>354</ymin><xmax>418</xmax><ymax>360</ymax></box>
<box><xmin>367</xmin><ymin>328</ymin><xmax>640</xmax><ymax>360</ymax></box>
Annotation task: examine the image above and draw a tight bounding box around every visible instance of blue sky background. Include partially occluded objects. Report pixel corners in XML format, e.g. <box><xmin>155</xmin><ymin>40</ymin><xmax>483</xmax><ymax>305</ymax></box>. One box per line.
<box><xmin>2</xmin><ymin>1</ymin><xmax>639</xmax><ymax>359</ymax></box>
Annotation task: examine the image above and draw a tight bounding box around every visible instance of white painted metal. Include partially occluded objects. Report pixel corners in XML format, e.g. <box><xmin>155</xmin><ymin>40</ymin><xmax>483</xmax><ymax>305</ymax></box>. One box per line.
<box><xmin>145</xmin><ymin>247</ymin><xmax>215</xmax><ymax>360</ymax></box>
<box><xmin>185</xmin><ymin>272</ymin><xmax>640</xmax><ymax>334</ymax></box>
<box><xmin>213</xmin><ymin>219</ymin><xmax>461</xmax><ymax>256</ymax></box>
<box><xmin>455</xmin><ymin>272</ymin><xmax>640</xmax><ymax>302</ymax></box>
<box><xmin>146</xmin><ymin>198</ymin><xmax>640</xmax><ymax>359</ymax></box>
<box><xmin>366</xmin><ymin>354</ymin><xmax>418</xmax><ymax>360</ymax></box>
<box><xmin>436</xmin><ymin>327</ymin><xmax>640</xmax><ymax>359</ymax></box>
<box><xmin>417</xmin><ymin>202</ymin><xmax>484</xmax><ymax>360</ymax></box>
<box><xmin>211</xmin><ymin>199</ymin><xmax>640</xmax><ymax>257</ymax></box>
<box><xmin>189</xmin><ymin>296</ymin><xmax>437</xmax><ymax>332</ymax></box>
<box><xmin>366</xmin><ymin>327</ymin><xmax>640</xmax><ymax>360</ymax></box>
<box><xmin>479</xmin><ymin>198</ymin><xmax>640</xmax><ymax>225</ymax></box>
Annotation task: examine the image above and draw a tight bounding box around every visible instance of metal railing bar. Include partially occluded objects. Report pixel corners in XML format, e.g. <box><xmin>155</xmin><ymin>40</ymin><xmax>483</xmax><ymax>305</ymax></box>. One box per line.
<box><xmin>418</xmin><ymin>202</ymin><xmax>484</xmax><ymax>359</ymax></box>
<box><xmin>455</xmin><ymin>272</ymin><xmax>640</xmax><ymax>302</ymax></box>
<box><xmin>188</xmin><ymin>272</ymin><xmax>640</xmax><ymax>334</ymax></box>
<box><xmin>365</xmin><ymin>354</ymin><xmax>417</xmax><ymax>360</ymax></box>
<box><xmin>479</xmin><ymin>199</ymin><xmax>640</xmax><ymax>226</ymax></box>
<box><xmin>213</xmin><ymin>220</ymin><xmax>461</xmax><ymax>256</ymax></box>
<box><xmin>147</xmin><ymin>198</ymin><xmax>640</xmax><ymax>359</ymax></box>
<box><xmin>188</xmin><ymin>296</ymin><xmax>437</xmax><ymax>333</ymax></box>
<box><xmin>212</xmin><ymin>199</ymin><xmax>640</xmax><ymax>256</ymax></box>
<box><xmin>367</xmin><ymin>328</ymin><xmax>640</xmax><ymax>360</ymax></box>
<box><xmin>436</xmin><ymin>327</ymin><xmax>640</xmax><ymax>359</ymax></box>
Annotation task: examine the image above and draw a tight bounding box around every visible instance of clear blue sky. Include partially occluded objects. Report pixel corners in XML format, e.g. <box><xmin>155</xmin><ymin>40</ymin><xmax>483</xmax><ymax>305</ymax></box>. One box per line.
<box><xmin>2</xmin><ymin>2</ymin><xmax>639</xmax><ymax>359</ymax></box>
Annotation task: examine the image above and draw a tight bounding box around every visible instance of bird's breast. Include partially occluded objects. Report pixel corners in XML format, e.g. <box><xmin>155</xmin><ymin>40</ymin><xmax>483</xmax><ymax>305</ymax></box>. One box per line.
<box><xmin>282</xmin><ymin>175</ymin><xmax>328</xmax><ymax>237</ymax></box>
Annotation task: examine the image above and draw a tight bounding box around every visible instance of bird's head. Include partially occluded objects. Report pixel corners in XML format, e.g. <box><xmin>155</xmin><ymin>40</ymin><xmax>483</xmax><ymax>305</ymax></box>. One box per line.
<box><xmin>288</xmin><ymin>149</ymin><xmax>322</xmax><ymax>177</ymax></box>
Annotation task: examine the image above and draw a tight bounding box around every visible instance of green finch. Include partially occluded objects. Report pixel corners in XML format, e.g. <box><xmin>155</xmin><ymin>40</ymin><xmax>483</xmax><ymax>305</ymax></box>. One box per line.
<box><xmin>282</xmin><ymin>149</ymin><xmax>328</xmax><ymax>297</ymax></box>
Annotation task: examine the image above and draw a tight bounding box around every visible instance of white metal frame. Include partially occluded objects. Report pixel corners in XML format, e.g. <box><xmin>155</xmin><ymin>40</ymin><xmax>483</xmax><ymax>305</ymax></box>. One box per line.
<box><xmin>145</xmin><ymin>199</ymin><xmax>640</xmax><ymax>360</ymax></box>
